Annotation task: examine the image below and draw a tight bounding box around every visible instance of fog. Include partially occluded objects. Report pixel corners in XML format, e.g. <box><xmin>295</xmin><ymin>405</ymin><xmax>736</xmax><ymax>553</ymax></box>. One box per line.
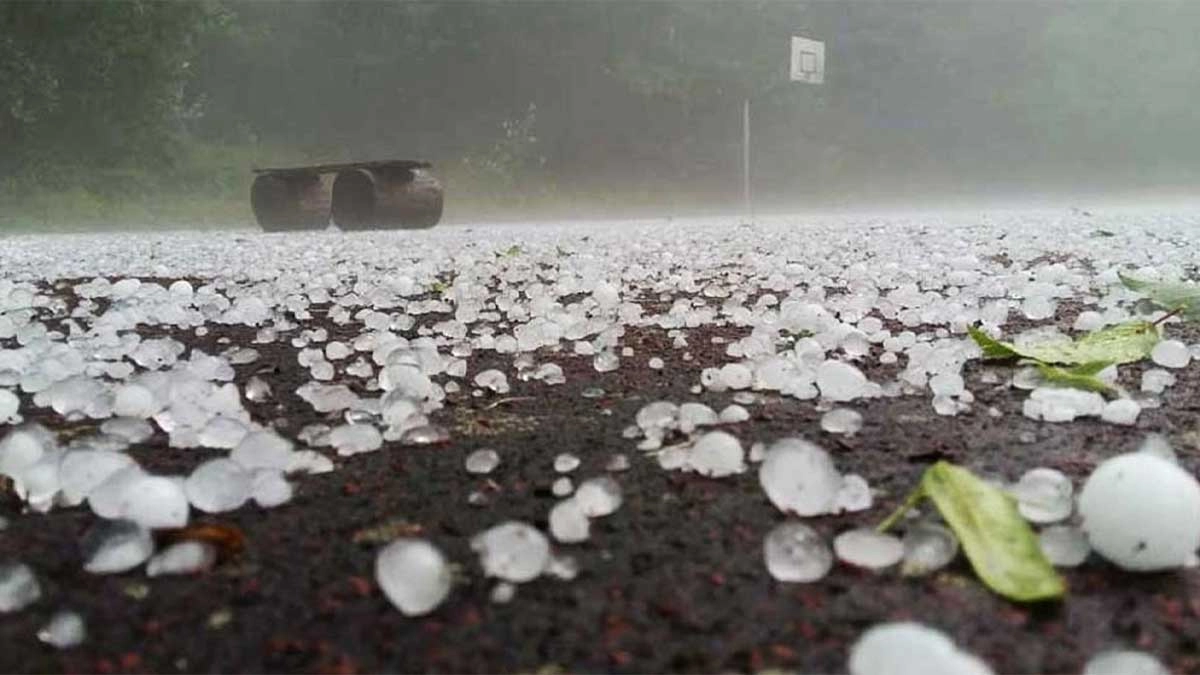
<box><xmin>5</xmin><ymin>0</ymin><xmax>1200</xmax><ymax>225</ymax></box>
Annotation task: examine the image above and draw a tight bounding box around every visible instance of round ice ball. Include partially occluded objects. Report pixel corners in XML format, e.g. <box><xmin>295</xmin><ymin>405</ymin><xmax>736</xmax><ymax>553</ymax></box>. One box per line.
<box><xmin>1077</xmin><ymin>452</ymin><xmax>1200</xmax><ymax>571</ymax></box>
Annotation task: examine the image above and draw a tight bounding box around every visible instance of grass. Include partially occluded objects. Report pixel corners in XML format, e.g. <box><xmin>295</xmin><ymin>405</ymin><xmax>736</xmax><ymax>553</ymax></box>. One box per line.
<box><xmin>0</xmin><ymin>140</ymin><xmax>748</xmax><ymax>233</ymax></box>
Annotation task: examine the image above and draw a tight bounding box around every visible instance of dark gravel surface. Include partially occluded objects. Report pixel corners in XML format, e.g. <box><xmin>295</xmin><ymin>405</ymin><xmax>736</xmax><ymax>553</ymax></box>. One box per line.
<box><xmin>2</xmin><ymin>278</ymin><xmax>1200</xmax><ymax>675</ymax></box>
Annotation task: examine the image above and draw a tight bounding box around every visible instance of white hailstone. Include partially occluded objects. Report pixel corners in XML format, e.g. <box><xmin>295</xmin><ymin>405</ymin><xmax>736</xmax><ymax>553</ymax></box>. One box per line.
<box><xmin>325</xmin><ymin>341</ymin><xmax>352</xmax><ymax>361</ymax></box>
<box><xmin>688</xmin><ymin>431</ymin><xmax>745</xmax><ymax>477</ymax></box>
<box><xmin>465</xmin><ymin>449</ymin><xmax>501</xmax><ymax>475</ymax></box>
<box><xmin>37</xmin><ymin>610</ymin><xmax>86</xmax><ymax>649</ymax></box>
<box><xmin>251</xmin><ymin>470</ymin><xmax>293</xmax><ymax>508</ymax></box>
<box><xmin>656</xmin><ymin>446</ymin><xmax>689</xmax><ymax>470</ymax></box>
<box><xmin>329</xmin><ymin>424</ymin><xmax>383</xmax><ymax>457</ymax></box>
<box><xmin>82</xmin><ymin>520</ymin><xmax>154</xmax><ymax>574</ymax></box>
<box><xmin>146</xmin><ymin>540</ymin><xmax>218</xmax><ymax>577</ymax></box>
<box><xmin>1150</xmin><ymin>339</ymin><xmax>1190</xmax><ymax>369</ymax></box>
<box><xmin>1011</xmin><ymin>366</ymin><xmax>1042</xmax><ymax>390</ymax></box>
<box><xmin>1022</xmin><ymin>295</ymin><xmax>1055</xmax><ymax>320</ymax></box>
<box><xmin>231</xmin><ymin>430</ymin><xmax>294</xmax><ymax>470</ymax></box>
<box><xmin>287</xmin><ymin>450</ymin><xmax>335</xmax><ymax>475</ymax></box>
<box><xmin>346</xmin><ymin>358</ymin><xmax>374</xmax><ymax>379</ymax></box>
<box><xmin>298</xmin><ymin>425</ymin><xmax>331</xmax><ymax>447</ymax></box>
<box><xmin>549</xmin><ymin>499</ymin><xmax>590</xmax><ymax>543</ymax></box>
<box><xmin>1009</xmin><ymin>467</ymin><xmax>1074</xmax><ymax>524</ymax></box>
<box><xmin>185</xmin><ymin>458</ymin><xmax>251</xmax><ymax>513</ymax></box>
<box><xmin>605</xmin><ymin>453</ymin><xmax>630</xmax><ymax>472</ymax></box>
<box><xmin>592</xmin><ymin>281</ymin><xmax>620</xmax><ymax>307</ymax></box>
<box><xmin>820</xmin><ymin>408</ymin><xmax>863</xmax><ymax>436</ymax></box>
<box><xmin>1078</xmin><ymin>450</ymin><xmax>1200</xmax><ymax>571</ymax></box>
<box><xmin>901</xmin><ymin>523</ymin><xmax>959</xmax><ymax>576</ymax></box>
<box><xmin>101</xmin><ymin>417</ymin><xmax>154</xmax><ymax>444</ymax></box>
<box><xmin>815</xmin><ymin>360</ymin><xmax>868</xmax><ymax>402</ymax></box>
<box><xmin>677</xmin><ymin>402</ymin><xmax>718</xmax><ymax>433</ymax></box>
<box><xmin>1022</xmin><ymin>386</ymin><xmax>1104</xmax><ymax>422</ymax></box>
<box><xmin>224</xmin><ymin>347</ymin><xmax>259</xmax><ymax>365</ymax></box>
<box><xmin>58</xmin><ymin>450</ymin><xmax>135</xmax><ymax>506</ymax></box>
<box><xmin>849</xmin><ymin>622</ymin><xmax>994</xmax><ymax>675</ymax></box>
<box><xmin>532</xmin><ymin>363</ymin><xmax>565</xmax><ymax>385</ymax></box>
<box><xmin>544</xmin><ymin>552</ymin><xmax>580</xmax><ymax>578</ymax></box>
<box><xmin>592</xmin><ymin>352</ymin><xmax>619</xmax><ymax>373</ymax></box>
<box><xmin>87</xmin><ymin>466</ymin><xmax>146</xmax><ymax>519</ymax></box>
<box><xmin>15</xmin><ymin>451</ymin><xmax>61</xmax><ymax>513</ymax></box>
<box><xmin>834</xmin><ymin>529</ymin><xmax>904</xmax><ymax>570</ymax></box>
<box><xmin>396</xmin><ymin>423</ymin><xmax>446</xmax><ymax>445</ymax></box>
<box><xmin>763</xmin><ymin>522</ymin><xmax>833</xmax><ymax>583</ymax></box>
<box><xmin>929</xmin><ymin>372</ymin><xmax>965</xmax><ymax>398</ymax></box>
<box><xmin>1038</xmin><ymin>525</ymin><xmax>1091</xmax><ymax>567</ymax></box>
<box><xmin>551</xmin><ymin>476</ymin><xmax>574</xmax><ymax>497</ymax></box>
<box><xmin>1140</xmin><ymin>369</ymin><xmax>1176</xmax><ymax>394</ymax></box>
<box><xmin>1073</xmin><ymin>311</ymin><xmax>1105</xmax><ymax>332</ymax></box>
<box><xmin>122</xmin><ymin>475</ymin><xmax>189</xmax><ymax>529</ymax></box>
<box><xmin>375</xmin><ymin>539</ymin><xmax>452</xmax><ymax>616</ymax></box>
<box><xmin>1100</xmin><ymin>399</ymin><xmax>1141</xmax><ymax>426</ymax></box>
<box><xmin>554</xmin><ymin>453</ymin><xmax>581</xmax><ymax>473</ymax></box>
<box><xmin>490</xmin><ymin>582</ymin><xmax>517</xmax><ymax>604</ymax></box>
<box><xmin>718</xmin><ymin>363</ymin><xmax>753</xmax><ymax>390</ymax></box>
<box><xmin>0</xmin><ymin>389</ymin><xmax>18</xmax><ymax>422</ymax></box>
<box><xmin>198</xmin><ymin>416</ymin><xmax>249</xmax><ymax>449</ymax></box>
<box><xmin>243</xmin><ymin>376</ymin><xmax>272</xmax><ymax>402</ymax></box>
<box><xmin>297</xmin><ymin>383</ymin><xmax>359</xmax><ymax>413</ymax></box>
<box><xmin>718</xmin><ymin>404</ymin><xmax>750</xmax><ymax>424</ymax></box>
<box><xmin>473</xmin><ymin>369</ymin><xmax>510</xmax><ymax>394</ymax></box>
<box><xmin>648</xmin><ymin>357</ymin><xmax>664</xmax><ymax>370</ymax></box>
<box><xmin>471</xmin><ymin>521</ymin><xmax>551</xmax><ymax>583</ymax></box>
<box><xmin>1082</xmin><ymin>650</ymin><xmax>1169</xmax><ymax>675</ymax></box>
<box><xmin>379</xmin><ymin>365</ymin><xmax>434</xmax><ymax>399</ymax></box>
<box><xmin>0</xmin><ymin>562</ymin><xmax>40</xmax><ymax>612</ymax></box>
<box><xmin>833</xmin><ymin>474</ymin><xmax>873</xmax><ymax>513</ymax></box>
<box><xmin>748</xmin><ymin>441</ymin><xmax>767</xmax><ymax>463</ymax></box>
<box><xmin>0</xmin><ymin>424</ymin><xmax>52</xmax><ymax>478</ymax></box>
<box><xmin>759</xmin><ymin>438</ymin><xmax>843</xmax><ymax>516</ymax></box>
<box><xmin>574</xmin><ymin>476</ymin><xmax>622</xmax><ymax>517</ymax></box>
<box><xmin>310</xmin><ymin>360</ymin><xmax>335</xmax><ymax>381</ymax></box>
<box><xmin>636</xmin><ymin>401</ymin><xmax>678</xmax><ymax>434</ymax></box>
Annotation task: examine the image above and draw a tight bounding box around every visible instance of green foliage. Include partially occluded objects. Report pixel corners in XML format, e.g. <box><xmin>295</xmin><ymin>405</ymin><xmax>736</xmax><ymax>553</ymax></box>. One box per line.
<box><xmin>0</xmin><ymin>1</ymin><xmax>221</xmax><ymax>181</ymax></box>
<box><xmin>969</xmin><ymin>322</ymin><xmax>1159</xmax><ymax>367</ymax></box>
<box><xmin>1119</xmin><ymin>273</ymin><xmax>1200</xmax><ymax>319</ymax></box>
<box><xmin>879</xmin><ymin>462</ymin><xmax>1066</xmax><ymax>603</ymax></box>
<box><xmin>1035</xmin><ymin>362</ymin><xmax>1113</xmax><ymax>394</ymax></box>
<box><xmin>8</xmin><ymin>2</ymin><xmax>1200</xmax><ymax>226</ymax></box>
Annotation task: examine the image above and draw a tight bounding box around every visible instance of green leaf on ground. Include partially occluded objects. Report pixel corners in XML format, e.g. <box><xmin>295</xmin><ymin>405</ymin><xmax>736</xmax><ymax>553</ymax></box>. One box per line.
<box><xmin>1035</xmin><ymin>361</ymin><xmax>1113</xmax><ymax>394</ymax></box>
<box><xmin>1119</xmin><ymin>273</ymin><xmax>1200</xmax><ymax>318</ymax></box>
<box><xmin>498</xmin><ymin>244</ymin><xmax>523</xmax><ymax>258</ymax></box>
<box><xmin>969</xmin><ymin>322</ymin><xmax>1158</xmax><ymax>366</ymax></box>
<box><xmin>879</xmin><ymin>462</ymin><xmax>1066</xmax><ymax>603</ymax></box>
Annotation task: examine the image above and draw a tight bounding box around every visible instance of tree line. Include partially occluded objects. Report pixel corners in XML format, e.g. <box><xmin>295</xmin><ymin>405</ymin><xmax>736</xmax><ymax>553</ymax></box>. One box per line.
<box><xmin>3</xmin><ymin>1</ymin><xmax>1199</xmax><ymax>214</ymax></box>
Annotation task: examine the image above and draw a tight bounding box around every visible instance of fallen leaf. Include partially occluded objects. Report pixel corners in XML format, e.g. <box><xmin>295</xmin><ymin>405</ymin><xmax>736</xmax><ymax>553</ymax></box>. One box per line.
<box><xmin>879</xmin><ymin>462</ymin><xmax>1066</xmax><ymax>603</ymax></box>
<box><xmin>969</xmin><ymin>322</ymin><xmax>1158</xmax><ymax>366</ymax></box>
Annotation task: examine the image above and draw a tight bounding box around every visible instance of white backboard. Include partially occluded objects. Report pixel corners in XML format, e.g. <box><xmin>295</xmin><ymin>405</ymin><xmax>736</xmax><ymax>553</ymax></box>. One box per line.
<box><xmin>790</xmin><ymin>36</ymin><xmax>825</xmax><ymax>84</ymax></box>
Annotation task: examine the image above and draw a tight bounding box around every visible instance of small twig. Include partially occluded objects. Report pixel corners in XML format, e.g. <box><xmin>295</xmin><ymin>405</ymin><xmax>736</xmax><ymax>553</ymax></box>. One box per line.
<box><xmin>1153</xmin><ymin>307</ymin><xmax>1184</xmax><ymax>327</ymax></box>
<box><xmin>482</xmin><ymin>396</ymin><xmax>536</xmax><ymax>410</ymax></box>
<box><xmin>876</xmin><ymin>488</ymin><xmax>926</xmax><ymax>534</ymax></box>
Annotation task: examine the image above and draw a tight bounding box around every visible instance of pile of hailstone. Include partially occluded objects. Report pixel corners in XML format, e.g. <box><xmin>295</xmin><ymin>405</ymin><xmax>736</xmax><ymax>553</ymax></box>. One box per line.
<box><xmin>1</xmin><ymin>211</ymin><xmax>1198</xmax><ymax>669</ymax></box>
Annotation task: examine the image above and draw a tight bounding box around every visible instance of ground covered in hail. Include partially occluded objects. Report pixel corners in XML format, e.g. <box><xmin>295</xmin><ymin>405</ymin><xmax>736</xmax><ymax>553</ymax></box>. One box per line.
<box><xmin>0</xmin><ymin>210</ymin><xmax>1199</xmax><ymax>674</ymax></box>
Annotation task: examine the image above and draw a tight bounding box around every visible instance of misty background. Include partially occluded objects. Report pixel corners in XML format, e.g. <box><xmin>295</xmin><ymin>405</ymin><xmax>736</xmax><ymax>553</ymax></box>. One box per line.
<box><xmin>3</xmin><ymin>0</ymin><xmax>1199</xmax><ymax>228</ymax></box>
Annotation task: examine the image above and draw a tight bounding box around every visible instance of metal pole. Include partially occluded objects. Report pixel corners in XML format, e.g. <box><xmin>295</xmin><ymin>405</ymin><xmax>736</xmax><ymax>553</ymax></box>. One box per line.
<box><xmin>742</xmin><ymin>98</ymin><xmax>751</xmax><ymax>221</ymax></box>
